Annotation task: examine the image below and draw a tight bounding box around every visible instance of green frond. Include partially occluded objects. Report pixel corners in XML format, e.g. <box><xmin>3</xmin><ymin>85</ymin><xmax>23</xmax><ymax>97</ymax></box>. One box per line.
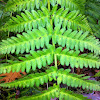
<box><xmin>4</xmin><ymin>0</ymin><xmax>47</xmax><ymax>12</ymax></box>
<box><xmin>16</xmin><ymin>87</ymin><xmax>89</xmax><ymax>100</ymax></box>
<box><xmin>52</xmin><ymin>24</ymin><xmax>100</xmax><ymax>55</ymax></box>
<box><xmin>0</xmin><ymin>66</ymin><xmax>100</xmax><ymax>91</ymax></box>
<box><xmin>59</xmin><ymin>88</ymin><xmax>90</xmax><ymax>100</ymax></box>
<box><xmin>89</xmin><ymin>20</ymin><xmax>100</xmax><ymax>38</ymax></box>
<box><xmin>0</xmin><ymin>45</ymin><xmax>99</xmax><ymax>73</ymax></box>
<box><xmin>0</xmin><ymin>66</ymin><xmax>57</xmax><ymax>88</ymax></box>
<box><xmin>9</xmin><ymin>85</ymin><xmax>89</xmax><ymax>100</ymax></box>
<box><xmin>0</xmin><ymin>1</ymin><xmax>100</xmax><ymax>100</ymax></box>
<box><xmin>94</xmin><ymin>71</ymin><xmax>100</xmax><ymax>77</ymax></box>
<box><xmin>85</xmin><ymin>1</ymin><xmax>100</xmax><ymax>20</ymax></box>
<box><xmin>55</xmin><ymin>47</ymin><xmax>100</xmax><ymax>69</ymax></box>
<box><xmin>51</xmin><ymin>6</ymin><xmax>91</xmax><ymax>32</ymax></box>
<box><xmin>0</xmin><ymin>27</ymin><xmax>52</xmax><ymax>54</ymax></box>
<box><xmin>57</xmin><ymin>68</ymin><xmax>100</xmax><ymax>91</ymax></box>
<box><xmin>1</xmin><ymin>6</ymin><xmax>91</xmax><ymax>33</ymax></box>
<box><xmin>0</xmin><ymin>47</ymin><xmax>54</xmax><ymax>74</ymax></box>
<box><xmin>0</xmin><ymin>83</ymin><xmax>90</xmax><ymax>100</ymax></box>
<box><xmin>85</xmin><ymin>0</ymin><xmax>100</xmax><ymax>38</ymax></box>
<box><xmin>1</xmin><ymin>23</ymin><xmax>100</xmax><ymax>55</ymax></box>
<box><xmin>0</xmin><ymin>7</ymin><xmax>50</xmax><ymax>32</ymax></box>
<box><xmin>5</xmin><ymin>0</ymin><xmax>85</xmax><ymax>14</ymax></box>
<box><xmin>14</xmin><ymin>85</ymin><xmax>59</xmax><ymax>100</ymax></box>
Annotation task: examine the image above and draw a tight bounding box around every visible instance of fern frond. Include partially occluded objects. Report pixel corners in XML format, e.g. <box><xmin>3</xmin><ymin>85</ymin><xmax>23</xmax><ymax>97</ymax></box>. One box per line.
<box><xmin>51</xmin><ymin>6</ymin><xmax>91</xmax><ymax>32</ymax></box>
<box><xmin>0</xmin><ymin>66</ymin><xmax>57</xmax><ymax>88</ymax></box>
<box><xmin>1</xmin><ymin>66</ymin><xmax>100</xmax><ymax>91</ymax></box>
<box><xmin>14</xmin><ymin>85</ymin><xmax>59</xmax><ymax>100</ymax></box>
<box><xmin>55</xmin><ymin>47</ymin><xmax>100</xmax><ymax>69</ymax></box>
<box><xmin>0</xmin><ymin>47</ymin><xmax>54</xmax><ymax>74</ymax></box>
<box><xmin>52</xmin><ymin>24</ymin><xmax>100</xmax><ymax>55</ymax></box>
<box><xmin>85</xmin><ymin>1</ymin><xmax>100</xmax><ymax>20</ymax></box>
<box><xmin>57</xmin><ymin>68</ymin><xmax>100</xmax><ymax>91</ymax></box>
<box><xmin>90</xmin><ymin>20</ymin><xmax>100</xmax><ymax>38</ymax></box>
<box><xmin>1</xmin><ymin>23</ymin><xmax>99</xmax><ymax>55</ymax></box>
<box><xmin>0</xmin><ymin>82</ymin><xmax>90</xmax><ymax>100</ymax></box>
<box><xmin>0</xmin><ymin>7</ymin><xmax>50</xmax><ymax>32</ymax></box>
<box><xmin>85</xmin><ymin>0</ymin><xmax>100</xmax><ymax>38</ymax></box>
<box><xmin>5</xmin><ymin>0</ymin><xmax>85</xmax><ymax>14</ymax></box>
<box><xmin>16</xmin><ymin>87</ymin><xmax>89</xmax><ymax>100</ymax></box>
<box><xmin>0</xmin><ymin>27</ymin><xmax>52</xmax><ymax>54</ymax></box>
<box><xmin>94</xmin><ymin>71</ymin><xmax>100</xmax><ymax>77</ymax></box>
<box><xmin>4</xmin><ymin>0</ymin><xmax>47</xmax><ymax>12</ymax></box>
<box><xmin>59</xmin><ymin>88</ymin><xmax>89</xmax><ymax>100</ymax></box>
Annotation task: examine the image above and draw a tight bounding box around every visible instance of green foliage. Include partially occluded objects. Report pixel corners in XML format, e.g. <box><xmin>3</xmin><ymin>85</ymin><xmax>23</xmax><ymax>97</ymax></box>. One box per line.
<box><xmin>0</xmin><ymin>7</ymin><xmax>50</xmax><ymax>32</ymax></box>
<box><xmin>12</xmin><ymin>84</ymin><xmax>91</xmax><ymax>100</ymax></box>
<box><xmin>0</xmin><ymin>66</ymin><xmax>100</xmax><ymax>91</ymax></box>
<box><xmin>85</xmin><ymin>0</ymin><xmax>100</xmax><ymax>38</ymax></box>
<box><xmin>0</xmin><ymin>24</ymin><xmax>100</xmax><ymax>55</ymax></box>
<box><xmin>0</xmin><ymin>0</ymin><xmax>100</xmax><ymax>100</ymax></box>
<box><xmin>94</xmin><ymin>71</ymin><xmax>100</xmax><ymax>77</ymax></box>
<box><xmin>4</xmin><ymin>0</ymin><xmax>85</xmax><ymax>13</ymax></box>
<box><xmin>1</xmin><ymin>5</ymin><xmax>91</xmax><ymax>33</ymax></box>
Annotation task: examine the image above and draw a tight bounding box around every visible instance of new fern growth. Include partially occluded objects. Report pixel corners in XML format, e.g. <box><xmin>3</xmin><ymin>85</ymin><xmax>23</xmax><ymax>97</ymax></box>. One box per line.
<box><xmin>0</xmin><ymin>0</ymin><xmax>100</xmax><ymax>100</ymax></box>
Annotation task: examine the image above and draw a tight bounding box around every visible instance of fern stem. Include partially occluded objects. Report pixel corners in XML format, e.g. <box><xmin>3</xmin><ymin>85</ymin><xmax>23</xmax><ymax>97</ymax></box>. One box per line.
<box><xmin>47</xmin><ymin>0</ymin><xmax>50</xmax><ymax>12</ymax></box>
<box><xmin>47</xmin><ymin>83</ymin><xmax>48</xmax><ymax>90</ymax></box>
<box><xmin>54</xmin><ymin>55</ymin><xmax>57</xmax><ymax>69</ymax></box>
<box><xmin>8</xmin><ymin>31</ymin><xmax>9</xmax><ymax>37</ymax></box>
<box><xmin>48</xmin><ymin>0</ymin><xmax>52</xmax><ymax>26</ymax></box>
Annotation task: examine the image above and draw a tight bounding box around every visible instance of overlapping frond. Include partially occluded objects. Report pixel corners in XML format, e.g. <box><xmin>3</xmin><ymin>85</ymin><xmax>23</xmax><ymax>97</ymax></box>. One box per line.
<box><xmin>57</xmin><ymin>68</ymin><xmax>100</xmax><ymax>91</ymax></box>
<box><xmin>0</xmin><ymin>44</ymin><xmax>100</xmax><ymax>72</ymax></box>
<box><xmin>1</xmin><ymin>6</ymin><xmax>91</xmax><ymax>33</ymax></box>
<box><xmin>0</xmin><ymin>67</ymin><xmax>57</xmax><ymax>88</ymax></box>
<box><xmin>1</xmin><ymin>23</ymin><xmax>99</xmax><ymax>55</ymax></box>
<box><xmin>5</xmin><ymin>0</ymin><xmax>85</xmax><ymax>13</ymax></box>
<box><xmin>0</xmin><ymin>47</ymin><xmax>54</xmax><ymax>74</ymax></box>
<box><xmin>51</xmin><ymin>5</ymin><xmax>91</xmax><ymax>32</ymax></box>
<box><xmin>16</xmin><ymin>86</ymin><xmax>89</xmax><ymax>100</ymax></box>
<box><xmin>4</xmin><ymin>0</ymin><xmax>47</xmax><ymax>12</ymax></box>
<box><xmin>0</xmin><ymin>27</ymin><xmax>52</xmax><ymax>54</ymax></box>
<box><xmin>59</xmin><ymin>89</ymin><xmax>89</xmax><ymax>100</ymax></box>
<box><xmin>52</xmin><ymin>24</ymin><xmax>100</xmax><ymax>55</ymax></box>
<box><xmin>90</xmin><ymin>20</ymin><xmax>100</xmax><ymax>38</ymax></box>
<box><xmin>0</xmin><ymin>0</ymin><xmax>100</xmax><ymax>100</ymax></box>
<box><xmin>55</xmin><ymin>47</ymin><xmax>100</xmax><ymax>69</ymax></box>
<box><xmin>1</xmin><ymin>66</ymin><xmax>100</xmax><ymax>91</ymax></box>
<box><xmin>85</xmin><ymin>0</ymin><xmax>100</xmax><ymax>20</ymax></box>
<box><xmin>85</xmin><ymin>0</ymin><xmax>100</xmax><ymax>38</ymax></box>
<box><xmin>0</xmin><ymin>7</ymin><xmax>50</xmax><ymax>32</ymax></box>
<box><xmin>16</xmin><ymin>85</ymin><xmax>59</xmax><ymax>100</ymax></box>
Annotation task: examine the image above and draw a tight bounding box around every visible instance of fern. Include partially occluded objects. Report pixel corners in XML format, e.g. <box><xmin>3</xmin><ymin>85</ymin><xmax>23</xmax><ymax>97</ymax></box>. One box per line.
<box><xmin>85</xmin><ymin>0</ymin><xmax>100</xmax><ymax>38</ymax></box>
<box><xmin>1</xmin><ymin>66</ymin><xmax>100</xmax><ymax>91</ymax></box>
<box><xmin>0</xmin><ymin>0</ymin><xmax>100</xmax><ymax>100</ymax></box>
<box><xmin>0</xmin><ymin>7</ymin><xmax>50</xmax><ymax>32</ymax></box>
<box><xmin>4</xmin><ymin>0</ymin><xmax>85</xmax><ymax>13</ymax></box>
<box><xmin>0</xmin><ymin>24</ymin><xmax>99</xmax><ymax>54</ymax></box>
<box><xmin>1</xmin><ymin>5</ymin><xmax>92</xmax><ymax>33</ymax></box>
